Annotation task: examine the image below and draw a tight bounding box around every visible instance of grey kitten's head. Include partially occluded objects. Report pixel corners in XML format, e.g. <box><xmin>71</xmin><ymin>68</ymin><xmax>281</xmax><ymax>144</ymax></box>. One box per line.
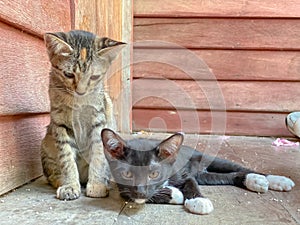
<box><xmin>44</xmin><ymin>30</ymin><xmax>125</xmax><ymax>96</ymax></box>
<box><xmin>101</xmin><ymin>129</ymin><xmax>184</xmax><ymax>204</ymax></box>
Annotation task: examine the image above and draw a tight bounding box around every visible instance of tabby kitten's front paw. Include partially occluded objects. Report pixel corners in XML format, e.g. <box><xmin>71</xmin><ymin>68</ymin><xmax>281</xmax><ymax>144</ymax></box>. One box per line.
<box><xmin>86</xmin><ymin>182</ymin><xmax>109</xmax><ymax>198</ymax></box>
<box><xmin>56</xmin><ymin>183</ymin><xmax>81</xmax><ymax>200</ymax></box>
<box><xmin>184</xmin><ymin>198</ymin><xmax>214</xmax><ymax>215</ymax></box>
<box><xmin>266</xmin><ymin>175</ymin><xmax>295</xmax><ymax>191</ymax></box>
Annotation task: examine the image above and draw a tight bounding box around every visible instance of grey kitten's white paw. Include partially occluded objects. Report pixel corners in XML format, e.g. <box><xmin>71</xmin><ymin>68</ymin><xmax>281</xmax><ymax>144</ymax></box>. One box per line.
<box><xmin>56</xmin><ymin>183</ymin><xmax>81</xmax><ymax>200</ymax></box>
<box><xmin>184</xmin><ymin>198</ymin><xmax>214</xmax><ymax>215</ymax></box>
<box><xmin>244</xmin><ymin>173</ymin><xmax>269</xmax><ymax>193</ymax></box>
<box><xmin>266</xmin><ymin>175</ymin><xmax>295</xmax><ymax>191</ymax></box>
<box><xmin>165</xmin><ymin>186</ymin><xmax>184</xmax><ymax>204</ymax></box>
<box><xmin>86</xmin><ymin>182</ymin><xmax>109</xmax><ymax>198</ymax></box>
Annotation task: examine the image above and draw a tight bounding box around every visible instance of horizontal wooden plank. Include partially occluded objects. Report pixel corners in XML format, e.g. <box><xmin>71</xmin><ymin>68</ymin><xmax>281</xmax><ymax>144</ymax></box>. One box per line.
<box><xmin>0</xmin><ymin>22</ymin><xmax>50</xmax><ymax>115</ymax></box>
<box><xmin>133</xmin><ymin>109</ymin><xmax>292</xmax><ymax>137</ymax></box>
<box><xmin>0</xmin><ymin>114</ymin><xmax>50</xmax><ymax>195</ymax></box>
<box><xmin>133</xmin><ymin>49</ymin><xmax>300</xmax><ymax>81</ymax></box>
<box><xmin>133</xmin><ymin>79</ymin><xmax>300</xmax><ymax>112</ymax></box>
<box><xmin>134</xmin><ymin>0</ymin><xmax>300</xmax><ymax>18</ymax></box>
<box><xmin>0</xmin><ymin>0</ymin><xmax>71</xmax><ymax>37</ymax></box>
<box><xmin>134</xmin><ymin>18</ymin><xmax>300</xmax><ymax>50</ymax></box>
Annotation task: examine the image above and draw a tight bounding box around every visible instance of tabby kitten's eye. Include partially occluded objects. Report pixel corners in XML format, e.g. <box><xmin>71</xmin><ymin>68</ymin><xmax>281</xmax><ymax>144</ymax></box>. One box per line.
<box><xmin>149</xmin><ymin>171</ymin><xmax>160</xmax><ymax>179</ymax></box>
<box><xmin>121</xmin><ymin>170</ymin><xmax>133</xmax><ymax>179</ymax></box>
<box><xmin>90</xmin><ymin>75</ymin><xmax>100</xmax><ymax>80</ymax></box>
<box><xmin>63</xmin><ymin>72</ymin><xmax>75</xmax><ymax>78</ymax></box>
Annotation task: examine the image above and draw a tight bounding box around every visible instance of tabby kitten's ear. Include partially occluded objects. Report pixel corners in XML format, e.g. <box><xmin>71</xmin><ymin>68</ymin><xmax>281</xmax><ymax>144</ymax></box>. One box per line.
<box><xmin>157</xmin><ymin>132</ymin><xmax>184</xmax><ymax>162</ymax></box>
<box><xmin>95</xmin><ymin>37</ymin><xmax>126</xmax><ymax>63</ymax></box>
<box><xmin>101</xmin><ymin>128</ymin><xmax>126</xmax><ymax>160</ymax></box>
<box><xmin>44</xmin><ymin>33</ymin><xmax>73</xmax><ymax>63</ymax></box>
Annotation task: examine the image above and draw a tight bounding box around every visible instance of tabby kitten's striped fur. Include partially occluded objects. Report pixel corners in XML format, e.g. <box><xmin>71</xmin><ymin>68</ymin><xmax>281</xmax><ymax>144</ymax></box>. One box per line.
<box><xmin>41</xmin><ymin>30</ymin><xmax>125</xmax><ymax>200</ymax></box>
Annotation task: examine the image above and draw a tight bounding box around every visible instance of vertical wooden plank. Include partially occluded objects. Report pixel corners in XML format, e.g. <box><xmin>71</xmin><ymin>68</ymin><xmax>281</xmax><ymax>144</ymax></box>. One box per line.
<box><xmin>74</xmin><ymin>0</ymin><xmax>132</xmax><ymax>133</ymax></box>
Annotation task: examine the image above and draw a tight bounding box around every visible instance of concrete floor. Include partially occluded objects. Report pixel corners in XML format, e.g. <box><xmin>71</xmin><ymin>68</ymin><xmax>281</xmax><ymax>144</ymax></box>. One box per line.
<box><xmin>0</xmin><ymin>134</ymin><xmax>299</xmax><ymax>225</ymax></box>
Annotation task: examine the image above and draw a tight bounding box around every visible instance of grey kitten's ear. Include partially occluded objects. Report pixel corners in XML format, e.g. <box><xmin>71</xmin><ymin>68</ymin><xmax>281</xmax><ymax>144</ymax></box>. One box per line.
<box><xmin>44</xmin><ymin>33</ymin><xmax>73</xmax><ymax>61</ymax></box>
<box><xmin>95</xmin><ymin>37</ymin><xmax>126</xmax><ymax>62</ymax></box>
<box><xmin>157</xmin><ymin>132</ymin><xmax>184</xmax><ymax>162</ymax></box>
<box><xmin>101</xmin><ymin>128</ymin><xmax>126</xmax><ymax>160</ymax></box>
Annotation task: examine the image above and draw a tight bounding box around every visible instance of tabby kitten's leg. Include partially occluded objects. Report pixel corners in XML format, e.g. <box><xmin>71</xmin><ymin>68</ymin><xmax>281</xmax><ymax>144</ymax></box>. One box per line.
<box><xmin>86</xmin><ymin>125</ymin><xmax>109</xmax><ymax>198</ymax></box>
<box><xmin>55</xmin><ymin>126</ymin><xmax>81</xmax><ymax>200</ymax></box>
<box><xmin>181</xmin><ymin>178</ymin><xmax>214</xmax><ymax>215</ymax></box>
<box><xmin>41</xmin><ymin>133</ymin><xmax>61</xmax><ymax>188</ymax></box>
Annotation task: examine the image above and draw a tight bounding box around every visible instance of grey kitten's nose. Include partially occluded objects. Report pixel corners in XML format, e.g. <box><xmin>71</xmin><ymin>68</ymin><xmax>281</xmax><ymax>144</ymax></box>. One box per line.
<box><xmin>134</xmin><ymin>185</ymin><xmax>147</xmax><ymax>199</ymax></box>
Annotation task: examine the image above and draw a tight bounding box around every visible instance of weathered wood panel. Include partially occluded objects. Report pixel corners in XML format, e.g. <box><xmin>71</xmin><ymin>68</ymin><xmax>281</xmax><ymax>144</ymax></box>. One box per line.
<box><xmin>134</xmin><ymin>0</ymin><xmax>300</xmax><ymax>18</ymax></box>
<box><xmin>0</xmin><ymin>114</ymin><xmax>50</xmax><ymax>195</ymax></box>
<box><xmin>133</xmin><ymin>109</ymin><xmax>291</xmax><ymax>137</ymax></box>
<box><xmin>75</xmin><ymin>0</ymin><xmax>132</xmax><ymax>132</ymax></box>
<box><xmin>133</xmin><ymin>79</ymin><xmax>300</xmax><ymax>112</ymax></box>
<box><xmin>0</xmin><ymin>0</ymin><xmax>71</xmax><ymax>37</ymax></box>
<box><xmin>134</xmin><ymin>18</ymin><xmax>300</xmax><ymax>50</ymax></box>
<box><xmin>0</xmin><ymin>22</ymin><xmax>50</xmax><ymax>115</ymax></box>
<box><xmin>134</xmin><ymin>49</ymin><xmax>300</xmax><ymax>81</ymax></box>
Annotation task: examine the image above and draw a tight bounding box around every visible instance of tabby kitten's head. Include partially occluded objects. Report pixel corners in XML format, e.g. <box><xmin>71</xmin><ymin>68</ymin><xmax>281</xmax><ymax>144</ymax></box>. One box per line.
<box><xmin>44</xmin><ymin>30</ymin><xmax>125</xmax><ymax>96</ymax></box>
<box><xmin>101</xmin><ymin>129</ymin><xmax>184</xmax><ymax>204</ymax></box>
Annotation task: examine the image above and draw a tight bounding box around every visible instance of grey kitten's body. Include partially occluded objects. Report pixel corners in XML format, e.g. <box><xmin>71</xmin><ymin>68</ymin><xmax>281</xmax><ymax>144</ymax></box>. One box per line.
<box><xmin>101</xmin><ymin>129</ymin><xmax>295</xmax><ymax>215</ymax></box>
<box><xmin>41</xmin><ymin>30</ymin><xmax>124</xmax><ymax>200</ymax></box>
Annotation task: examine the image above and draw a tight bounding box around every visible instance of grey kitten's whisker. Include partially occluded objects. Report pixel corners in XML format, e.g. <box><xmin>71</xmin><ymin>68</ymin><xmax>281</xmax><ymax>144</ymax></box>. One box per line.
<box><xmin>117</xmin><ymin>200</ymin><xmax>129</xmax><ymax>217</ymax></box>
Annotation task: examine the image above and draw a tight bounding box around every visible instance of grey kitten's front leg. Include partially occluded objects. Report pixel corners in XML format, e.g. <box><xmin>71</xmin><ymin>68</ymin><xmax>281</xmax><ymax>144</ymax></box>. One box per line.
<box><xmin>180</xmin><ymin>178</ymin><xmax>214</xmax><ymax>215</ymax></box>
<box><xmin>147</xmin><ymin>186</ymin><xmax>184</xmax><ymax>204</ymax></box>
<box><xmin>55</xmin><ymin>126</ymin><xmax>81</xmax><ymax>200</ymax></box>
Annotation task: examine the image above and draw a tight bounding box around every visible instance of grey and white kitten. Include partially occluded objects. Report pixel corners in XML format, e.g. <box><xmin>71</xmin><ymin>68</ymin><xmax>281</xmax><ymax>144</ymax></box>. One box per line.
<box><xmin>41</xmin><ymin>30</ymin><xmax>125</xmax><ymax>200</ymax></box>
<box><xmin>101</xmin><ymin>129</ymin><xmax>295</xmax><ymax>215</ymax></box>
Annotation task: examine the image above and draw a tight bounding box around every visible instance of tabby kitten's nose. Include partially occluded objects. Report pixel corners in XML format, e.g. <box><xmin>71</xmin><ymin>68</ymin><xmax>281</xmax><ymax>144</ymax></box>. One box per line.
<box><xmin>76</xmin><ymin>91</ymin><xmax>85</xmax><ymax>96</ymax></box>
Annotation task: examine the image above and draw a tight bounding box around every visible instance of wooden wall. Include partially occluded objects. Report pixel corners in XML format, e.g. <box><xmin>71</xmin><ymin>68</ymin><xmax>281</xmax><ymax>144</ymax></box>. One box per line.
<box><xmin>0</xmin><ymin>0</ymin><xmax>71</xmax><ymax>195</ymax></box>
<box><xmin>132</xmin><ymin>0</ymin><xmax>300</xmax><ymax>137</ymax></box>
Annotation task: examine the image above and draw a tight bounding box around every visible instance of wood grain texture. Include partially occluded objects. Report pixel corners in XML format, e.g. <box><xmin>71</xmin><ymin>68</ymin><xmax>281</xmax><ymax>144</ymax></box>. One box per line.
<box><xmin>132</xmin><ymin>109</ymin><xmax>291</xmax><ymax>137</ymax></box>
<box><xmin>133</xmin><ymin>48</ymin><xmax>300</xmax><ymax>81</ymax></box>
<box><xmin>133</xmin><ymin>79</ymin><xmax>300</xmax><ymax>112</ymax></box>
<box><xmin>0</xmin><ymin>0</ymin><xmax>71</xmax><ymax>37</ymax></box>
<box><xmin>134</xmin><ymin>18</ymin><xmax>300</xmax><ymax>50</ymax></box>
<box><xmin>0</xmin><ymin>22</ymin><xmax>50</xmax><ymax>115</ymax></box>
<box><xmin>134</xmin><ymin>0</ymin><xmax>300</xmax><ymax>18</ymax></box>
<box><xmin>0</xmin><ymin>114</ymin><xmax>50</xmax><ymax>195</ymax></box>
<box><xmin>75</xmin><ymin>0</ymin><xmax>132</xmax><ymax>132</ymax></box>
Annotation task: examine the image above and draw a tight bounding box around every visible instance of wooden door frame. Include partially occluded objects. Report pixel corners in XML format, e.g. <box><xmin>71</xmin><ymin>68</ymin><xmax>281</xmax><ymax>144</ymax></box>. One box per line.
<box><xmin>73</xmin><ymin>0</ymin><xmax>132</xmax><ymax>133</ymax></box>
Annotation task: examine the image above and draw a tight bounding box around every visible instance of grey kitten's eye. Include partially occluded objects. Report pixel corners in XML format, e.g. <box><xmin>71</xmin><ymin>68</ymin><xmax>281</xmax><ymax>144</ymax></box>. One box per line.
<box><xmin>121</xmin><ymin>170</ymin><xmax>133</xmax><ymax>179</ymax></box>
<box><xmin>63</xmin><ymin>72</ymin><xmax>75</xmax><ymax>78</ymax></box>
<box><xmin>90</xmin><ymin>75</ymin><xmax>100</xmax><ymax>80</ymax></box>
<box><xmin>149</xmin><ymin>171</ymin><xmax>160</xmax><ymax>179</ymax></box>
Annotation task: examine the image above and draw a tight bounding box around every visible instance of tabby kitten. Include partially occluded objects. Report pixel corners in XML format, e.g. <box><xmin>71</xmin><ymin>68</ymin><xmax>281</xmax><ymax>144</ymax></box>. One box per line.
<box><xmin>41</xmin><ymin>30</ymin><xmax>125</xmax><ymax>200</ymax></box>
<box><xmin>101</xmin><ymin>129</ymin><xmax>295</xmax><ymax>215</ymax></box>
